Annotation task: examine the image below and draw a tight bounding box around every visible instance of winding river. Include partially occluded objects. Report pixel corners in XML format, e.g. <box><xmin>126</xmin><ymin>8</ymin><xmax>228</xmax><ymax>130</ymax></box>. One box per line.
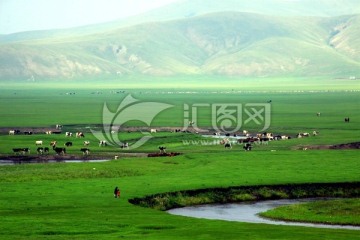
<box><xmin>167</xmin><ymin>199</ymin><xmax>360</xmax><ymax>230</ymax></box>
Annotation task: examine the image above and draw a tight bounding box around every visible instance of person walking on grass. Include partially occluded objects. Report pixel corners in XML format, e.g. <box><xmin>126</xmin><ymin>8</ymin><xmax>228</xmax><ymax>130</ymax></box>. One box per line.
<box><xmin>114</xmin><ymin>186</ymin><xmax>120</xmax><ymax>198</ymax></box>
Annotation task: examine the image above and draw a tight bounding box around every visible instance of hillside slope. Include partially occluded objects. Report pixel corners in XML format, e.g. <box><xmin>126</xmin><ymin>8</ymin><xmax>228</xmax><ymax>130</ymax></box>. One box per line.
<box><xmin>0</xmin><ymin>12</ymin><xmax>359</xmax><ymax>80</ymax></box>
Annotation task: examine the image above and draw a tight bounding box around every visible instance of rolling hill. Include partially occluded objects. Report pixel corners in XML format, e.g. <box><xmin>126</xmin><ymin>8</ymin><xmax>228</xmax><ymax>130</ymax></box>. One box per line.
<box><xmin>1</xmin><ymin>11</ymin><xmax>360</xmax><ymax>80</ymax></box>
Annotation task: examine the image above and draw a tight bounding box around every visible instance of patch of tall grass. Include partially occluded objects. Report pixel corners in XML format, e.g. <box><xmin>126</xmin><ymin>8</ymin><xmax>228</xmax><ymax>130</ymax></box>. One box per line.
<box><xmin>129</xmin><ymin>182</ymin><xmax>360</xmax><ymax>211</ymax></box>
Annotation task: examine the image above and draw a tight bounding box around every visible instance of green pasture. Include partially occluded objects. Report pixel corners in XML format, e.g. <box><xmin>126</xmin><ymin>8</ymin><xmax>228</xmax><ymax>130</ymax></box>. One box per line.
<box><xmin>0</xmin><ymin>151</ymin><xmax>359</xmax><ymax>239</ymax></box>
<box><xmin>0</xmin><ymin>85</ymin><xmax>359</xmax><ymax>129</ymax></box>
<box><xmin>0</xmin><ymin>85</ymin><xmax>359</xmax><ymax>239</ymax></box>
<box><xmin>261</xmin><ymin>198</ymin><xmax>360</xmax><ymax>226</ymax></box>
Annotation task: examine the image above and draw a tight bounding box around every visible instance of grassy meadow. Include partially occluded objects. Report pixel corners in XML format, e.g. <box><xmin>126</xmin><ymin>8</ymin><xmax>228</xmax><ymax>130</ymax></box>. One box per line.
<box><xmin>0</xmin><ymin>82</ymin><xmax>359</xmax><ymax>239</ymax></box>
<box><xmin>260</xmin><ymin>198</ymin><xmax>360</xmax><ymax>226</ymax></box>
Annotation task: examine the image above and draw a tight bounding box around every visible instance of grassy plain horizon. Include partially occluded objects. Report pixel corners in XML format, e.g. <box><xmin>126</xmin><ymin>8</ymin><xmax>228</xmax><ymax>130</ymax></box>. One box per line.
<box><xmin>1</xmin><ymin>75</ymin><xmax>360</xmax><ymax>90</ymax></box>
<box><xmin>0</xmin><ymin>80</ymin><xmax>359</xmax><ymax>239</ymax></box>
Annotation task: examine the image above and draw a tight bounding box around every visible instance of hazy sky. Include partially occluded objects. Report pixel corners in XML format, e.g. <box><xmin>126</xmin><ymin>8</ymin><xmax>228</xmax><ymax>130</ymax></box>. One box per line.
<box><xmin>0</xmin><ymin>0</ymin><xmax>180</xmax><ymax>34</ymax></box>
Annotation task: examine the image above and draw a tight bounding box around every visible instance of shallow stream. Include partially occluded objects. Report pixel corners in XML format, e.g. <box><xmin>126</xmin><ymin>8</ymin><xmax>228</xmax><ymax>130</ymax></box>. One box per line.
<box><xmin>167</xmin><ymin>199</ymin><xmax>360</xmax><ymax>230</ymax></box>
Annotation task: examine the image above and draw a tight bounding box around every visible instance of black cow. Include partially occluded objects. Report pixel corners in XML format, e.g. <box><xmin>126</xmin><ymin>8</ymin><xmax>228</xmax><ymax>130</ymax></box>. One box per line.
<box><xmin>12</xmin><ymin>148</ymin><xmax>30</xmax><ymax>155</ymax></box>
<box><xmin>120</xmin><ymin>142</ymin><xmax>129</xmax><ymax>149</ymax></box>
<box><xmin>37</xmin><ymin>147</ymin><xmax>49</xmax><ymax>154</ymax></box>
<box><xmin>37</xmin><ymin>147</ymin><xmax>44</xmax><ymax>155</ymax></box>
<box><xmin>80</xmin><ymin>148</ymin><xmax>90</xmax><ymax>155</ymax></box>
<box><xmin>243</xmin><ymin>143</ymin><xmax>252</xmax><ymax>151</ymax></box>
<box><xmin>64</xmin><ymin>142</ymin><xmax>73</xmax><ymax>147</ymax></box>
<box><xmin>224</xmin><ymin>143</ymin><xmax>232</xmax><ymax>149</ymax></box>
<box><xmin>53</xmin><ymin>146</ymin><xmax>66</xmax><ymax>155</ymax></box>
<box><xmin>44</xmin><ymin>147</ymin><xmax>49</xmax><ymax>154</ymax></box>
<box><xmin>159</xmin><ymin>146</ymin><xmax>166</xmax><ymax>154</ymax></box>
<box><xmin>239</xmin><ymin>137</ymin><xmax>258</xmax><ymax>144</ymax></box>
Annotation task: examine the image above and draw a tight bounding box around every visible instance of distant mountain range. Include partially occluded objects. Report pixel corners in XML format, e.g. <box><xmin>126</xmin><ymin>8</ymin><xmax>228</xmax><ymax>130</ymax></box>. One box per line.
<box><xmin>1</xmin><ymin>0</ymin><xmax>360</xmax><ymax>81</ymax></box>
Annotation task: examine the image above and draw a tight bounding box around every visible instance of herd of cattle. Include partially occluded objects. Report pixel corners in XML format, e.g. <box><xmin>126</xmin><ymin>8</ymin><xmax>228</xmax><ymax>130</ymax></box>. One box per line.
<box><xmin>8</xmin><ymin>126</ymin><xmax>319</xmax><ymax>156</ymax></box>
<box><xmin>214</xmin><ymin>130</ymin><xmax>318</xmax><ymax>150</ymax></box>
<box><xmin>8</xmin><ymin>130</ymin><xmax>108</xmax><ymax>156</ymax></box>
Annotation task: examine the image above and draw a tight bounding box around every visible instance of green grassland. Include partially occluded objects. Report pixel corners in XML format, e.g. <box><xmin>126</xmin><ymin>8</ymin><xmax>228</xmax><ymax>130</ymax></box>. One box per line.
<box><xmin>0</xmin><ymin>81</ymin><xmax>359</xmax><ymax>128</ymax></box>
<box><xmin>260</xmin><ymin>198</ymin><xmax>360</xmax><ymax>226</ymax></box>
<box><xmin>0</xmin><ymin>85</ymin><xmax>359</xmax><ymax>239</ymax></box>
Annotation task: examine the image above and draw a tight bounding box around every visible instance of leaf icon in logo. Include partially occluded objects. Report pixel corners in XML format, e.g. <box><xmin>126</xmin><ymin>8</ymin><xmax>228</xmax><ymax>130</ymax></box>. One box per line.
<box><xmin>91</xmin><ymin>94</ymin><xmax>173</xmax><ymax>149</ymax></box>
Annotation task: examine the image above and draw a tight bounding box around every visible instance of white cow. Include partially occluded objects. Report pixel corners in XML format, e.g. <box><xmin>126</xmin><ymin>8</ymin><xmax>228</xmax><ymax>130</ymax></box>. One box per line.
<box><xmin>84</xmin><ymin>141</ymin><xmax>90</xmax><ymax>146</ymax></box>
<box><xmin>76</xmin><ymin>132</ymin><xmax>85</xmax><ymax>138</ymax></box>
<box><xmin>297</xmin><ymin>132</ymin><xmax>310</xmax><ymax>138</ymax></box>
<box><xmin>150</xmin><ymin>129</ymin><xmax>157</xmax><ymax>133</ymax></box>
<box><xmin>35</xmin><ymin>140</ymin><xmax>43</xmax><ymax>145</ymax></box>
<box><xmin>9</xmin><ymin>130</ymin><xmax>15</xmax><ymax>135</ymax></box>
